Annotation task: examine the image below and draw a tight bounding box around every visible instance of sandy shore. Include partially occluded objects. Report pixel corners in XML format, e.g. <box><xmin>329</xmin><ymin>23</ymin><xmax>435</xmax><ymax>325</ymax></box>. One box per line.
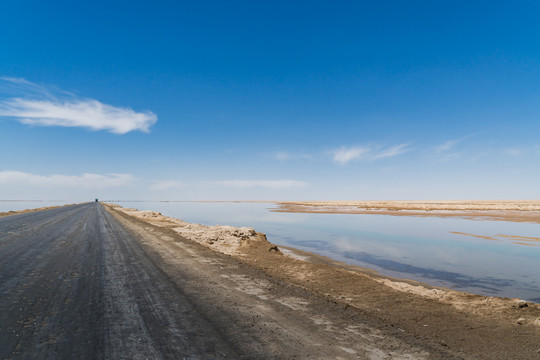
<box><xmin>273</xmin><ymin>200</ymin><xmax>540</xmax><ymax>223</ymax></box>
<box><xmin>106</xmin><ymin>203</ymin><xmax>540</xmax><ymax>359</ymax></box>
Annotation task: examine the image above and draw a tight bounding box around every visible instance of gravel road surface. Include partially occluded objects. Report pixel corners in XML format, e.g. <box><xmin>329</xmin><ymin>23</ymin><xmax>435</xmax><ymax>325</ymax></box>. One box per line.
<box><xmin>0</xmin><ymin>203</ymin><xmax>447</xmax><ymax>359</ymax></box>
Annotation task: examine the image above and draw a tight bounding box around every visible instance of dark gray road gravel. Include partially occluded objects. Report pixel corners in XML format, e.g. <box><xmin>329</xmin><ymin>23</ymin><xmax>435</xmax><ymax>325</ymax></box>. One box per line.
<box><xmin>0</xmin><ymin>203</ymin><xmax>446</xmax><ymax>359</ymax></box>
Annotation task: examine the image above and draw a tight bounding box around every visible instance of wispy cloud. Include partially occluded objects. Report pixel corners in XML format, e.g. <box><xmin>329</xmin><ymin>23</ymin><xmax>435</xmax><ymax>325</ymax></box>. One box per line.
<box><xmin>332</xmin><ymin>143</ymin><xmax>410</xmax><ymax>165</ymax></box>
<box><xmin>271</xmin><ymin>151</ymin><xmax>312</xmax><ymax>161</ymax></box>
<box><xmin>0</xmin><ymin>77</ymin><xmax>157</xmax><ymax>134</ymax></box>
<box><xmin>436</xmin><ymin>152</ymin><xmax>461</xmax><ymax>162</ymax></box>
<box><xmin>0</xmin><ymin>170</ymin><xmax>133</xmax><ymax>188</ymax></box>
<box><xmin>332</xmin><ymin>146</ymin><xmax>370</xmax><ymax>164</ymax></box>
<box><xmin>503</xmin><ymin>148</ymin><xmax>522</xmax><ymax>157</ymax></box>
<box><xmin>372</xmin><ymin>143</ymin><xmax>410</xmax><ymax>160</ymax></box>
<box><xmin>150</xmin><ymin>180</ymin><xmax>184</xmax><ymax>191</ymax></box>
<box><xmin>435</xmin><ymin>140</ymin><xmax>458</xmax><ymax>153</ymax></box>
<box><xmin>503</xmin><ymin>146</ymin><xmax>540</xmax><ymax>157</ymax></box>
<box><xmin>274</xmin><ymin>151</ymin><xmax>291</xmax><ymax>161</ymax></box>
<box><xmin>434</xmin><ymin>134</ymin><xmax>477</xmax><ymax>155</ymax></box>
<box><xmin>212</xmin><ymin>180</ymin><xmax>308</xmax><ymax>189</ymax></box>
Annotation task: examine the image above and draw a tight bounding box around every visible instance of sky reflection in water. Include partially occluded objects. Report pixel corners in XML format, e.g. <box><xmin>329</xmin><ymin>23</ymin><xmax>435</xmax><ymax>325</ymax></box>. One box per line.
<box><xmin>116</xmin><ymin>201</ymin><xmax>540</xmax><ymax>302</ymax></box>
<box><xmin>150</xmin><ymin>202</ymin><xmax>540</xmax><ymax>302</ymax></box>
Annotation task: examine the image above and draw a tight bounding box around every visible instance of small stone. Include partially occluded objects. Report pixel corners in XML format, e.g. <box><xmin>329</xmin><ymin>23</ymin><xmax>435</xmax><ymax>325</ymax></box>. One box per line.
<box><xmin>517</xmin><ymin>318</ymin><xmax>526</xmax><ymax>325</ymax></box>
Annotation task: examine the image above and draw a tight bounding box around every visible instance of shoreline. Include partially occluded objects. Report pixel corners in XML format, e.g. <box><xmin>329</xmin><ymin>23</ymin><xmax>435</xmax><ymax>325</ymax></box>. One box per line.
<box><xmin>102</xmin><ymin>199</ymin><xmax>540</xmax><ymax>223</ymax></box>
<box><xmin>104</xmin><ymin>203</ymin><xmax>540</xmax><ymax>359</ymax></box>
<box><xmin>272</xmin><ymin>200</ymin><xmax>540</xmax><ymax>224</ymax></box>
<box><xmin>105</xmin><ymin>203</ymin><xmax>540</xmax><ymax>306</ymax></box>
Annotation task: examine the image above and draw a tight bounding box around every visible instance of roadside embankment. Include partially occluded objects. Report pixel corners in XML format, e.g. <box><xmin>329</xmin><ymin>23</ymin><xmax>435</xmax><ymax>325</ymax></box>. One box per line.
<box><xmin>105</xmin><ymin>203</ymin><xmax>540</xmax><ymax>360</ymax></box>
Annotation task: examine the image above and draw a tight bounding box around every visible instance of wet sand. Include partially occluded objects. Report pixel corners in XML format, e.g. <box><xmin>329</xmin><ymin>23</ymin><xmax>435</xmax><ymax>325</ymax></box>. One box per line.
<box><xmin>107</xmin><ymin>203</ymin><xmax>540</xmax><ymax>360</ymax></box>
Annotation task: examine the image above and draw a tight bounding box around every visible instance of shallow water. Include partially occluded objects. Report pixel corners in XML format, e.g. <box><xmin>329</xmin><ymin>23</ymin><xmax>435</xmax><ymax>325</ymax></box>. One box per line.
<box><xmin>2</xmin><ymin>201</ymin><xmax>539</xmax><ymax>302</ymax></box>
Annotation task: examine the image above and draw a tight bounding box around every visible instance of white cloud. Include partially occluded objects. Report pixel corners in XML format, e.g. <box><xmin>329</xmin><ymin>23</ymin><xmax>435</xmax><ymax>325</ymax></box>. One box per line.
<box><xmin>212</xmin><ymin>180</ymin><xmax>308</xmax><ymax>189</ymax></box>
<box><xmin>0</xmin><ymin>78</ymin><xmax>157</xmax><ymax>134</ymax></box>
<box><xmin>0</xmin><ymin>76</ymin><xmax>59</xmax><ymax>99</ymax></box>
<box><xmin>271</xmin><ymin>151</ymin><xmax>312</xmax><ymax>161</ymax></box>
<box><xmin>431</xmin><ymin>136</ymin><xmax>479</xmax><ymax>162</ymax></box>
<box><xmin>332</xmin><ymin>143</ymin><xmax>410</xmax><ymax>164</ymax></box>
<box><xmin>434</xmin><ymin>134</ymin><xmax>477</xmax><ymax>154</ymax></box>
<box><xmin>435</xmin><ymin>140</ymin><xmax>458</xmax><ymax>153</ymax></box>
<box><xmin>0</xmin><ymin>171</ymin><xmax>133</xmax><ymax>189</ymax></box>
<box><xmin>332</xmin><ymin>146</ymin><xmax>370</xmax><ymax>164</ymax></box>
<box><xmin>150</xmin><ymin>180</ymin><xmax>184</xmax><ymax>191</ymax></box>
<box><xmin>372</xmin><ymin>143</ymin><xmax>410</xmax><ymax>160</ymax></box>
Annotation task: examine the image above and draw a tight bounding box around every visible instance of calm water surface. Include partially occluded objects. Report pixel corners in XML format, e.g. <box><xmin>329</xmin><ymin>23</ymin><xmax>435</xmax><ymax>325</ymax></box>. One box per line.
<box><xmin>113</xmin><ymin>201</ymin><xmax>540</xmax><ymax>302</ymax></box>
<box><xmin>2</xmin><ymin>201</ymin><xmax>539</xmax><ymax>302</ymax></box>
<box><xmin>0</xmin><ymin>201</ymin><xmax>69</xmax><ymax>212</ymax></box>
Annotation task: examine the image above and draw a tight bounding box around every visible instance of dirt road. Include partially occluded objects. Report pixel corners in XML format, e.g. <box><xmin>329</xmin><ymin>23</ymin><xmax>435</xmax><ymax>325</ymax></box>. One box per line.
<box><xmin>0</xmin><ymin>202</ymin><xmax>457</xmax><ymax>359</ymax></box>
<box><xmin>16</xmin><ymin>203</ymin><xmax>534</xmax><ymax>359</ymax></box>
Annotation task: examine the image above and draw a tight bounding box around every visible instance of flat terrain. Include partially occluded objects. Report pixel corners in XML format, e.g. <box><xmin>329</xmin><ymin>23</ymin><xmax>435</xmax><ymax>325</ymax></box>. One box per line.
<box><xmin>110</xmin><ymin>203</ymin><xmax>540</xmax><ymax>360</ymax></box>
<box><xmin>0</xmin><ymin>202</ymin><xmax>436</xmax><ymax>359</ymax></box>
<box><xmin>273</xmin><ymin>200</ymin><xmax>540</xmax><ymax>223</ymax></box>
<box><xmin>1</xmin><ymin>202</ymin><xmax>540</xmax><ymax>359</ymax></box>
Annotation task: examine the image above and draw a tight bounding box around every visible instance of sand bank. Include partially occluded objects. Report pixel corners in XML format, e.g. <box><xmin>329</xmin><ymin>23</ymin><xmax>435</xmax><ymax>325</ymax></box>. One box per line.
<box><xmin>273</xmin><ymin>200</ymin><xmax>540</xmax><ymax>223</ymax></box>
<box><xmin>106</xmin><ymin>203</ymin><xmax>540</xmax><ymax>359</ymax></box>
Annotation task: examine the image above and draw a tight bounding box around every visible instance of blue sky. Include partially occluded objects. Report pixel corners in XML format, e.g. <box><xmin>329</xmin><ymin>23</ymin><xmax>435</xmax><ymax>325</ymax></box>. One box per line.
<box><xmin>1</xmin><ymin>1</ymin><xmax>539</xmax><ymax>201</ymax></box>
